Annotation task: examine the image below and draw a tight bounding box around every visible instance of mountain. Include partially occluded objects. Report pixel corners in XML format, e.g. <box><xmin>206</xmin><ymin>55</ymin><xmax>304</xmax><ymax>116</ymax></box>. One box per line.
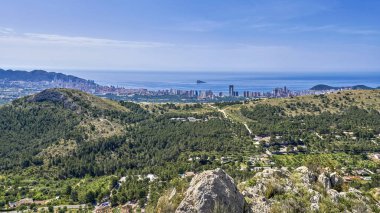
<box><xmin>309</xmin><ymin>84</ymin><xmax>340</xmax><ymax>90</ymax></box>
<box><xmin>0</xmin><ymin>68</ymin><xmax>96</xmax><ymax>85</ymax></box>
<box><xmin>2</xmin><ymin>89</ymin><xmax>380</xmax><ymax>211</ymax></box>
<box><xmin>0</xmin><ymin>88</ymin><xmax>144</xmax><ymax>172</ymax></box>
<box><xmin>310</xmin><ymin>84</ymin><xmax>377</xmax><ymax>91</ymax></box>
<box><xmin>351</xmin><ymin>85</ymin><xmax>374</xmax><ymax>90</ymax></box>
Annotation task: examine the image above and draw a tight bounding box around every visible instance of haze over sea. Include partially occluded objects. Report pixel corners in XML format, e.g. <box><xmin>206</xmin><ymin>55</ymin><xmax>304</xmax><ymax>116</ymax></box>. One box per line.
<box><xmin>59</xmin><ymin>70</ymin><xmax>380</xmax><ymax>94</ymax></box>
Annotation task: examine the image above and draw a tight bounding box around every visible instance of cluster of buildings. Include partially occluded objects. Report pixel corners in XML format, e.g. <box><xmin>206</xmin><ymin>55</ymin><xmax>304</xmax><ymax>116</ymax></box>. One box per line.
<box><xmin>0</xmin><ymin>79</ymin><xmax>99</xmax><ymax>102</ymax></box>
<box><xmin>229</xmin><ymin>85</ymin><xmax>325</xmax><ymax>99</ymax></box>
<box><xmin>1</xmin><ymin>77</ymin><xmax>338</xmax><ymax>104</ymax></box>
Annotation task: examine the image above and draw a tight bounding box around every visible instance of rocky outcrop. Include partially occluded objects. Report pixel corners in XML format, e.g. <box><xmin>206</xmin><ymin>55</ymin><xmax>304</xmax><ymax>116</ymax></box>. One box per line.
<box><xmin>240</xmin><ymin>167</ymin><xmax>375</xmax><ymax>213</ymax></box>
<box><xmin>242</xmin><ymin>167</ymin><xmax>292</xmax><ymax>213</ymax></box>
<box><xmin>295</xmin><ymin>166</ymin><xmax>317</xmax><ymax>186</ymax></box>
<box><xmin>318</xmin><ymin>172</ymin><xmax>332</xmax><ymax>189</ymax></box>
<box><xmin>330</xmin><ymin>172</ymin><xmax>343</xmax><ymax>188</ymax></box>
<box><xmin>317</xmin><ymin>171</ymin><xmax>343</xmax><ymax>190</ymax></box>
<box><xmin>175</xmin><ymin>167</ymin><xmax>375</xmax><ymax>213</ymax></box>
<box><xmin>27</xmin><ymin>89</ymin><xmax>80</xmax><ymax>111</ymax></box>
<box><xmin>175</xmin><ymin>168</ymin><xmax>248</xmax><ymax>213</ymax></box>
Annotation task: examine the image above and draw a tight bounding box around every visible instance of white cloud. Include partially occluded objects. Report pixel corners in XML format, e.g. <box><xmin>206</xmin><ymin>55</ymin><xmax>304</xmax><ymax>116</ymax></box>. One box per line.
<box><xmin>0</xmin><ymin>29</ymin><xmax>171</xmax><ymax>48</ymax></box>
<box><xmin>0</xmin><ymin>27</ymin><xmax>15</xmax><ymax>35</ymax></box>
<box><xmin>0</xmin><ymin>28</ymin><xmax>379</xmax><ymax>72</ymax></box>
<box><xmin>22</xmin><ymin>33</ymin><xmax>171</xmax><ymax>48</ymax></box>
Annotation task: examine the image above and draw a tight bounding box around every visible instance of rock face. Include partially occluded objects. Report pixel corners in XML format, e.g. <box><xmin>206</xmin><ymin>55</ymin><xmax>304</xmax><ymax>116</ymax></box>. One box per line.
<box><xmin>295</xmin><ymin>166</ymin><xmax>317</xmax><ymax>186</ymax></box>
<box><xmin>318</xmin><ymin>172</ymin><xmax>332</xmax><ymax>189</ymax></box>
<box><xmin>317</xmin><ymin>171</ymin><xmax>344</xmax><ymax>190</ymax></box>
<box><xmin>175</xmin><ymin>167</ymin><xmax>375</xmax><ymax>213</ymax></box>
<box><xmin>175</xmin><ymin>168</ymin><xmax>247</xmax><ymax>213</ymax></box>
<box><xmin>240</xmin><ymin>167</ymin><xmax>376</xmax><ymax>213</ymax></box>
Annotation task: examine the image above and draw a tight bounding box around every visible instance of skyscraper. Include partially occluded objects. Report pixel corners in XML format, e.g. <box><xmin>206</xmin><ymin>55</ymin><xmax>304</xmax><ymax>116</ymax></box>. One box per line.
<box><xmin>229</xmin><ymin>85</ymin><xmax>234</xmax><ymax>96</ymax></box>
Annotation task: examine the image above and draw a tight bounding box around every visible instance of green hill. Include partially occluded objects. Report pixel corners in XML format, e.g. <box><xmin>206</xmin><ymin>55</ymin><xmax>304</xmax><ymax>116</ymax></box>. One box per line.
<box><xmin>310</xmin><ymin>84</ymin><xmax>377</xmax><ymax>91</ymax></box>
<box><xmin>0</xmin><ymin>88</ymin><xmax>249</xmax><ymax>176</ymax></box>
<box><xmin>310</xmin><ymin>84</ymin><xmax>340</xmax><ymax>90</ymax></box>
<box><xmin>1</xmin><ymin>89</ymin><xmax>380</xmax><ymax>211</ymax></box>
<box><xmin>351</xmin><ymin>84</ymin><xmax>374</xmax><ymax>90</ymax></box>
<box><xmin>0</xmin><ymin>89</ymin><xmax>148</xmax><ymax>171</ymax></box>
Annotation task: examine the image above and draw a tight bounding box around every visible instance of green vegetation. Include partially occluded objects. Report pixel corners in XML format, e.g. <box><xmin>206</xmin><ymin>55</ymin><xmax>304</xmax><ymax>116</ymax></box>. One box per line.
<box><xmin>1</xmin><ymin>88</ymin><xmax>380</xmax><ymax>212</ymax></box>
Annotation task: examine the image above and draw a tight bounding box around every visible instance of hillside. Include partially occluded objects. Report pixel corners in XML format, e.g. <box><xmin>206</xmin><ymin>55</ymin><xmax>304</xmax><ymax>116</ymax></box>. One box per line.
<box><xmin>310</xmin><ymin>84</ymin><xmax>378</xmax><ymax>91</ymax></box>
<box><xmin>310</xmin><ymin>84</ymin><xmax>340</xmax><ymax>90</ymax></box>
<box><xmin>0</xmin><ymin>69</ymin><xmax>96</xmax><ymax>84</ymax></box>
<box><xmin>1</xmin><ymin>89</ymin><xmax>380</xmax><ymax>212</ymax></box>
<box><xmin>0</xmin><ymin>89</ymin><xmax>136</xmax><ymax>171</ymax></box>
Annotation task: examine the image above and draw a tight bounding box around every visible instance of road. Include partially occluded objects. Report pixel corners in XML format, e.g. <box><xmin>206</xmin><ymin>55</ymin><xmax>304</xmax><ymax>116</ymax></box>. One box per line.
<box><xmin>209</xmin><ymin>104</ymin><xmax>228</xmax><ymax>119</ymax></box>
<box><xmin>209</xmin><ymin>104</ymin><xmax>253</xmax><ymax>135</ymax></box>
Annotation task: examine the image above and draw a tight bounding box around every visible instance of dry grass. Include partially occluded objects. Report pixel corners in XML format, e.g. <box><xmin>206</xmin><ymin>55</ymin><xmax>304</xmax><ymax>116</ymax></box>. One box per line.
<box><xmin>38</xmin><ymin>139</ymin><xmax>77</xmax><ymax>161</ymax></box>
<box><xmin>79</xmin><ymin>118</ymin><xmax>125</xmax><ymax>141</ymax></box>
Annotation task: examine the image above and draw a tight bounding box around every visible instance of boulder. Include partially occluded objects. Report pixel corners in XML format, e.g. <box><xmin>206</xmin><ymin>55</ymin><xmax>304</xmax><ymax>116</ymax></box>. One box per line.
<box><xmin>310</xmin><ymin>203</ymin><xmax>319</xmax><ymax>211</ymax></box>
<box><xmin>175</xmin><ymin>168</ymin><xmax>247</xmax><ymax>213</ymax></box>
<box><xmin>308</xmin><ymin>189</ymin><xmax>321</xmax><ymax>211</ymax></box>
<box><xmin>295</xmin><ymin>166</ymin><xmax>317</xmax><ymax>185</ymax></box>
<box><xmin>318</xmin><ymin>173</ymin><xmax>332</xmax><ymax>189</ymax></box>
<box><xmin>329</xmin><ymin>172</ymin><xmax>343</xmax><ymax>189</ymax></box>
<box><xmin>327</xmin><ymin>189</ymin><xmax>340</xmax><ymax>203</ymax></box>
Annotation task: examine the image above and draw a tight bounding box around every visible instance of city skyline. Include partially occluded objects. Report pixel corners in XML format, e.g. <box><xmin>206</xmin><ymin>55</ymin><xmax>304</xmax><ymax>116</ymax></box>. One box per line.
<box><xmin>0</xmin><ymin>0</ymin><xmax>380</xmax><ymax>72</ymax></box>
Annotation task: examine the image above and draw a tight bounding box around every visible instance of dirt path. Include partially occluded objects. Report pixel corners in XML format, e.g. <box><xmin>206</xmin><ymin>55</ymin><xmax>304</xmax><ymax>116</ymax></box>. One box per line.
<box><xmin>209</xmin><ymin>104</ymin><xmax>253</xmax><ymax>135</ymax></box>
<box><xmin>243</xmin><ymin>123</ymin><xmax>253</xmax><ymax>135</ymax></box>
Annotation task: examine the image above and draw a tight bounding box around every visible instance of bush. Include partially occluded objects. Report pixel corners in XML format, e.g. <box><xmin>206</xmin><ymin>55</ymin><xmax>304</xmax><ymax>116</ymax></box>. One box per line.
<box><xmin>265</xmin><ymin>182</ymin><xmax>284</xmax><ymax>199</ymax></box>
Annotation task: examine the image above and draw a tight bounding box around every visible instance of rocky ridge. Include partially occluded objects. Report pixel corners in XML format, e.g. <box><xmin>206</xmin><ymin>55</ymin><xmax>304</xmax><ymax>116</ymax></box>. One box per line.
<box><xmin>171</xmin><ymin>167</ymin><xmax>379</xmax><ymax>213</ymax></box>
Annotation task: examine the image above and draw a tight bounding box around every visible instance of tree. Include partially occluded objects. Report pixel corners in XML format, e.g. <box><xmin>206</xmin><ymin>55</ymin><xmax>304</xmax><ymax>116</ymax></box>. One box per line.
<box><xmin>65</xmin><ymin>185</ymin><xmax>72</xmax><ymax>196</ymax></box>
<box><xmin>70</xmin><ymin>190</ymin><xmax>78</xmax><ymax>202</ymax></box>
<box><xmin>110</xmin><ymin>196</ymin><xmax>118</xmax><ymax>207</ymax></box>
<box><xmin>109</xmin><ymin>177</ymin><xmax>119</xmax><ymax>190</ymax></box>
<box><xmin>48</xmin><ymin>204</ymin><xmax>54</xmax><ymax>213</ymax></box>
<box><xmin>85</xmin><ymin>191</ymin><xmax>96</xmax><ymax>204</ymax></box>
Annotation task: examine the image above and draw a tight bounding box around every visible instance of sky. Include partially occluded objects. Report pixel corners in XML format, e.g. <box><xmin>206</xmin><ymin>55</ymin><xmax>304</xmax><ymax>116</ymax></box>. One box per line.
<box><xmin>0</xmin><ymin>0</ymin><xmax>380</xmax><ymax>72</ymax></box>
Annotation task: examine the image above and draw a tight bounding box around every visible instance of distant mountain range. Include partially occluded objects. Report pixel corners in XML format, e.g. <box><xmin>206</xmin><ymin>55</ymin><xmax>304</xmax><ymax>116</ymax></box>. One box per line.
<box><xmin>0</xmin><ymin>69</ymin><xmax>96</xmax><ymax>85</ymax></box>
<box><xmin>310</xmin><ymin>84</ymin><xmax>380</xmax><ymax>91</ymax></box>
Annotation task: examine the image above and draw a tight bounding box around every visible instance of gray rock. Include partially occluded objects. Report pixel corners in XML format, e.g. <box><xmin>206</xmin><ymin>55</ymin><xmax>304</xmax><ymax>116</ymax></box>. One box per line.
<box><xmin>295</xmin><ymin>166</ymin><xmax>317</xmax><ymax>185</ymax></box>
<box><xmin>310</xmin><ymin>191</ymin><xmax>321</xmax><ymax>204</ymax></box>
<box><xmin>330</xmin><ymin>172</ymin><xmax>343</xmax><ymax>189</ymax></box>
<box><xmin>309</xmin><ymin>189</ymin><xmax>321</xmax><ymax>211</ymax></box>
<box><xmin>327</xmin><ymin>189</ymin><xmax>340</xmax><ymax>203</ymax></box>
<box><xmin>248</xmin><ymin>194</ymin><xmax>270</xmax><ymax>213</ymax></box>
<box><xmin>318</xmin><ymin>173</ymin><xmax>332</xmax><ymax>189</ymax></box>
<box><xmin>175</xmin><ymin>168</ymin><xmax>247</xmax><ymax>213</ymax></box>
<box><xmin>310</xmin><ymin>203</ymin><xmax>320</xmax><ymax>211</ymax></box>
<box><xmin>348</xmin><ymin>187</ymin><xmax>362</xmax><ymax>194</ymax></box>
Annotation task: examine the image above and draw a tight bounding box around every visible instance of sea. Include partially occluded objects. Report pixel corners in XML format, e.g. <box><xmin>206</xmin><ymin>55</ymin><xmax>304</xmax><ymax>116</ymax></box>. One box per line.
<box><xmin>57</xmin><ymin>70</ymin><xmax>380</xmax><ymax>94</ymax></box>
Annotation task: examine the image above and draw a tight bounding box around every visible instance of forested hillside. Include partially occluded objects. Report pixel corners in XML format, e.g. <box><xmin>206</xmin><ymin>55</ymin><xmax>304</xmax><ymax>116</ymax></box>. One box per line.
<box><xmin>1</xmin><ymin>89</ymin><xmax>380</xmax><ymax>212</ymax></box>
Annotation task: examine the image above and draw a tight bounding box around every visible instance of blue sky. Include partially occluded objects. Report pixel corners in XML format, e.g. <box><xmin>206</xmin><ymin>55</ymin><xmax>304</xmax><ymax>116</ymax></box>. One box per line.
<box><xmin>0</xmin><ymin>0</ymin><xmax>379</xmax><ymax>72</ymax></box>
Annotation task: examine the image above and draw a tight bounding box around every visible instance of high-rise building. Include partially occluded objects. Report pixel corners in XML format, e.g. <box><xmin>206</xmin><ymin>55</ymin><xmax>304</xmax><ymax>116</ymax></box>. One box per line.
<box><xmin>229</xmin><ymin>85</ymin><xmax>234</xmax><ymax>96</ymax></box>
